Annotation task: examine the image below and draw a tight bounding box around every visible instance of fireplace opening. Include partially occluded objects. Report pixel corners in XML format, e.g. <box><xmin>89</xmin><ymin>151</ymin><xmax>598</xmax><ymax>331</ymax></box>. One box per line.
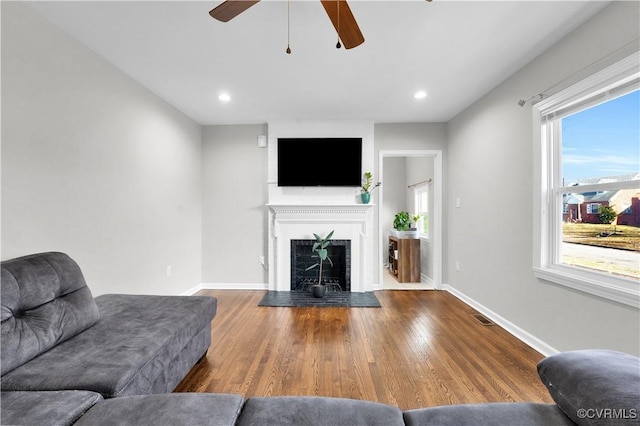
<box><xmin>291</xmin><ymin>239</ymin><xmax>351</xmax><ymax>292</ymax></box>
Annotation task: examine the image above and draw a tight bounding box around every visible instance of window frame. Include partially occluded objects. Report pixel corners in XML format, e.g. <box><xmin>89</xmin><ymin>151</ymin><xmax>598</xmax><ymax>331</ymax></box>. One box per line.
<box><xmin>532</xmin><ymin>53</ymin><xmax>640</xmax><ymax>308</ymax></box>
<box><xmin>586</xmin><ymin>203</ymin><xmax>601</xmax><ymax>215</ymax></box>
<box><xmin>413</xmin><ymin>183</ymin><xmax>430</xmax><ymax>240</ymax></box>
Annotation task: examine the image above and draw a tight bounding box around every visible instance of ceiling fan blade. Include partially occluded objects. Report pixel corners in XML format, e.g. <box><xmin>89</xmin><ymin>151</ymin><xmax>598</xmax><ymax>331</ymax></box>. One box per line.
<box><xmin>209</xmin><ymin>0</ymin><xmax>261</xmax><ymax>22</ymax></box>
<box><xmin>320</xmin><ymin>0</ymin><xmax>365</xmax><ymax>49</ymax></box>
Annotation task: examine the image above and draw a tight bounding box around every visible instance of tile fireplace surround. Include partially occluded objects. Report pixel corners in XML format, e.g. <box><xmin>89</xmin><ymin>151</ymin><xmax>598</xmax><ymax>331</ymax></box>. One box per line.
<box><xmin>267</xmin><ymin>204</ymin><xmax>375</xmax><ymax>292</ymax></box>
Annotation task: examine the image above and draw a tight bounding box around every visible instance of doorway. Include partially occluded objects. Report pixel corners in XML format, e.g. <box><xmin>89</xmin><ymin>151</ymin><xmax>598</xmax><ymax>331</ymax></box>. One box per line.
<box><xmin>377</xmin><ymin>150</ymin><xmax>443</xmax><ymax>290</ymax></box>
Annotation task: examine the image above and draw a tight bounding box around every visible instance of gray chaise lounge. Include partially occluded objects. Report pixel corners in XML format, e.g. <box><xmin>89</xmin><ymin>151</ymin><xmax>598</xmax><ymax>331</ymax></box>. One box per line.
<box><xmin>1</xmin><ymin>252</ymin><xmax>216</xmax><ymax>398</ymax></box>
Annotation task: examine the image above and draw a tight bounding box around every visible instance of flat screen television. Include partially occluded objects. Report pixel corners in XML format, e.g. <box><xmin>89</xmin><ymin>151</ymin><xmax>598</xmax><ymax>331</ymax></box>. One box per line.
<box><xmin>277</xmin><ymin>137</ymin><xmax>362</xmax><ymax>187</ymax></box>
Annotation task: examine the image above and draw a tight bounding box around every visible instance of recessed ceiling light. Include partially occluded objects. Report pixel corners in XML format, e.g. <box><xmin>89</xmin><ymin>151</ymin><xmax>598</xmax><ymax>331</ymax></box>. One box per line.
<box><xmin>414</xmin><ymin>91</ymin><xmax>427</xmax><ymax>99</ymax></box>
<box><xmin>218</xmin><ymin>93</ymin><xmax>231</xmax><ymax>102</ymax></box>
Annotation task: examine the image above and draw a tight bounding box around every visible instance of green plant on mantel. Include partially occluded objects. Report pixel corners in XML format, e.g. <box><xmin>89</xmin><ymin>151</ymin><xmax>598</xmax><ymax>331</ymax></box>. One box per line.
<box><xmin>305</xmin><ymin>230</ymin><xmax>334</xmax><ymax>285</ymax></box>
<box><xmin>361</xmin><ymin>172</ymin><xmax>381</xmax><ymax>194</ymax></box>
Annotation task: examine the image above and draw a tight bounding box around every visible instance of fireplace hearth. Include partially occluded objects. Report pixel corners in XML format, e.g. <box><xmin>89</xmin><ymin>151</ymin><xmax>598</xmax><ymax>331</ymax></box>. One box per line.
<box><xmin>290</xmin><ymin>239</ymin><xmax>351</xmax><ymax>292</ymax></box>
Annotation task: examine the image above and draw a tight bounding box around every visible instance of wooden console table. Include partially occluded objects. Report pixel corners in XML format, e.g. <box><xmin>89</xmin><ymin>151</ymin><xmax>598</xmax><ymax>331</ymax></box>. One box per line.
<box><xmin>388</xmin><ymin>236</ymin><xmax>421</xmax><ymax>283</ymax></box>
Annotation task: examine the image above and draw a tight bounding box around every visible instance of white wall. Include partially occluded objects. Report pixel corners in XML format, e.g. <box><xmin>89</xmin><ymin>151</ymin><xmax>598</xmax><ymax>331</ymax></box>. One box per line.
<box><xmin>201</xmin><ymin>124</ymin><xmax>268</xmax><ymax>285</ymax></box>
<box><xmin>381</xmin><ymin>158</ymin><xmax>407</xmax><ymax>248</ymax></box>
<box><xmin>1</xmin><ymin>2</ymin><xmax>203</xmax><ymax>296</ymax></box>
<box><xmin>446</xmin><ymin>1</ymin><xmax>640</xmax><ymax>355</ymax></box>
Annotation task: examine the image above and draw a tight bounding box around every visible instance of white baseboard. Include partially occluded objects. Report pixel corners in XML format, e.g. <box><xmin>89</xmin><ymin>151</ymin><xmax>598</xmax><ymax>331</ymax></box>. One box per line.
<box><xmin>442</xmin><ymin>284</ymin><xmax>558</xmax><ymax>357</ymax></box>
<box><xmin>180</xmin><ymin>284</ymin><xmax>204</xmax><ymax>296</ymax></box>
<box><xmin>181</xmin><ymin>283</ymin><xmax>269</xmax><ymax>295</ymax></box>
<box><xmin>203</xmin><ymin>282</ymin><xmax>269</xmax><ymax>291</ymax></box>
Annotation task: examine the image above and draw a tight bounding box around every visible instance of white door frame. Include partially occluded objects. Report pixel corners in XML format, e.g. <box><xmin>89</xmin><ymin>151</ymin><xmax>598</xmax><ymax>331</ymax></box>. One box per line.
<box><xmin>377</xmin><ymin>150</ymin><xmax>443</xmax><ymax>289</ymax></box>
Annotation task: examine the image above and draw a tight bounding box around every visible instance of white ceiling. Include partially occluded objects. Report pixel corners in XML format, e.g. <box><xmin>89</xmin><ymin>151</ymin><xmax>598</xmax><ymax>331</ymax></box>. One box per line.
<box><xmin>27</xmin><ymin>1</ymin><xmax>609</xmax><ymax>125</ymax></box>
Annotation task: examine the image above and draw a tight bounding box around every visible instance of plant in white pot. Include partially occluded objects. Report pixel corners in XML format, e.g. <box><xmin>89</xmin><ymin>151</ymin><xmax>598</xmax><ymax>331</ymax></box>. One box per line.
<box><xmin>305</xmin><ymin>230</ymin><xmax>334</xmax><ymax>298</ymax></box>
<box><xmin>409</xmin><ymin>214</ymin><xmax>422</xmax><ymax>238</ymax></box>
<box><xmin>411</xmin><ymin>214</ymin><xmax>422</xmax><ymax>230</ymax></box>
<box><xmin>392</xmin><ymin>211</ymin><xmax>419</xmax><ymax>238</ymax></box>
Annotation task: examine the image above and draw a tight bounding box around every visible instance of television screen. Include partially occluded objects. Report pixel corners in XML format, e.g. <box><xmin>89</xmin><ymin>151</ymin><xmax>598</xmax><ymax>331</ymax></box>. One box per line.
<box><xmin>277</xmin><ymin>138</ymin><xmax>362</xmax><ymax>187</ymax></box>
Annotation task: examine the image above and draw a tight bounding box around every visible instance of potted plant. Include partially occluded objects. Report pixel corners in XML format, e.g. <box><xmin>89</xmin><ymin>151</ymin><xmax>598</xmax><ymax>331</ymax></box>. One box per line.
<box><xmin>411</xmin><ymin>214</ymin><xmax>422</xmax><ymax>230</ymax></box>
<box><xmin>305</xmin><ymin>230</ymin><xmax>334</xmax><ymax>298</ymax></box>
<box><xmin>392</xmin><ymin>211</ymin><xmax>419</xmax><ymax>238</ymax></box>
<box><xmin>393</xmin><ymin>211</ymin><xmax>411</xmax><ymax>232</ymax></box>
<box><xmin>409</xmin><ymin>214</ymin><xmax>422</xmax><ymax>238</ymax></box>
<box><xmin>360</xmin><ymin>172</ymin><xmax>381</xmax><ymax>204</ymax></box>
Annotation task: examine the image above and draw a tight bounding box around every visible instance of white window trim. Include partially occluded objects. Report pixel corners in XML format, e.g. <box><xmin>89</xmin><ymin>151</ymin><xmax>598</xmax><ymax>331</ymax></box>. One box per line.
<box><xmin>413</xmin><ymin>183</ymin><xmax>430</xmax><ymax>240</ymax></box>
<box><xmin>587</xmin><ymin>203</ymin><xmax>601</xmax><ymax>214</ymax></box>
<box><xmin>532</xmin><ymin>53</ymin><xmax>640</xmax><ymax>308</ymax></box>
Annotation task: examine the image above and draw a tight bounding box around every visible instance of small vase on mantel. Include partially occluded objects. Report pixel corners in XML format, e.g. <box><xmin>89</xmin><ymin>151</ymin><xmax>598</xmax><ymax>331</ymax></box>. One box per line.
<box><xmin>360</xmin><ymin>192</ymin><xmax>371</xmax><ymax>204</ymax></box>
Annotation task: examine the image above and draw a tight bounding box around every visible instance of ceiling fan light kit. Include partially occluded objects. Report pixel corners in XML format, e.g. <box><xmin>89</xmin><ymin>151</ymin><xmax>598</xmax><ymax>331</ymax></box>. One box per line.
<box><xmin>209</xmin><ymin>0</ymin><xmax>366</xmax><ymax>53</ymax></box>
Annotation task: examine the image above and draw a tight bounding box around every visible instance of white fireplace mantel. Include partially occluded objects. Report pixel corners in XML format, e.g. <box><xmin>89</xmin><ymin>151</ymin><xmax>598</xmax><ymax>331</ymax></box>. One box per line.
<box><xmin>267</xmin><ymin>204</ymin><xmax>375</xmax><ymax>292</ymax></box>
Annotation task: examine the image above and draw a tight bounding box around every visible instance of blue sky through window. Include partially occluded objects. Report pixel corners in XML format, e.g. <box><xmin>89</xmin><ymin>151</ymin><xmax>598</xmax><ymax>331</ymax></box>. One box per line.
<box><xmin>562</xmin><ymin>90</ymin><xmax>640</xmax><ymax>183</ymax></box>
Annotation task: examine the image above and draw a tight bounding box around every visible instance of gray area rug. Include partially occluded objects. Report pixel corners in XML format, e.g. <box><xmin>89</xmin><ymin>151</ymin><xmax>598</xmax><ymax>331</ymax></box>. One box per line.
<box><xmin>258</xmin><ymin>291</ymin><xmax>381</xmax><ymax>308</ymax></box>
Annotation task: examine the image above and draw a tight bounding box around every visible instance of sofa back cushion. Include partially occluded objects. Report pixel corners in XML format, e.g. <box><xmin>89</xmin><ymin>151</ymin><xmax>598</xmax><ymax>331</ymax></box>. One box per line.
<box><xmin>1</xmin><ymin>252</ymin><xmax>100</xmax><ymax>375</ymax></box>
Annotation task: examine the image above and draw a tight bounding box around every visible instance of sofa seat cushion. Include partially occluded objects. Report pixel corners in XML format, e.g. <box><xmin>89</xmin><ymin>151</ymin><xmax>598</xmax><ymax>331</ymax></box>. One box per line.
<box><xmin>1</xmin><ymin>294</ymin><xmax>216</xmax><ymax>398</ymax></box>
<box><xmin>236</xmin><ymin>396</ymin><xmax>405</xmax><ymax>426</ymax></box>
<box><xmin>403</xmin><ymin>402</ymin><xmax>575</xmax><ymax>426</ymax></box>
<box><xmin>74</xmin><ymin>393</ymin><xmax>244</xmax><ymax>426</ymax></box>
<box><xmin>1</xmin><ymin>390</ymin><xmax>103</xmax><ymax>426</ymax></box>
<box><xmin>537</xmin><ymin>349</ymin><xmax>640</xmax><ymax>426</ymax></box>
<box><xmin>1</xmin><ymin>252</ymin><xmax>100</xmax><ymax>375</ymax></box>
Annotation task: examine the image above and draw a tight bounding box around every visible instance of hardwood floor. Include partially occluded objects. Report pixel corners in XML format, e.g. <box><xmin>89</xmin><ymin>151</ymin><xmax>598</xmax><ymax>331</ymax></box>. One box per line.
<box><xmin>174</xmin><ymin>290</ymin><xmax>553</xmax><ymax>411</ymax></box>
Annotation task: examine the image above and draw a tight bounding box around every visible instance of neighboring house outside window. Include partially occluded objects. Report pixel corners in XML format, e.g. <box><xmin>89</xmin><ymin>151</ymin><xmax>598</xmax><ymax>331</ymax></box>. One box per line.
<box><xmin>567</xmin><ymin>183</ymin><xmax>639</xmax><ymax>225</ymax></box>
<box><xmin>533</xmin><ymin>53</ymin><xmax>640</xmax><ymax>308</ymax></box>
<box><xmin>618</xmin><ymin>197</ymin><xmax>640</xmax><ymax>226</ymax></box>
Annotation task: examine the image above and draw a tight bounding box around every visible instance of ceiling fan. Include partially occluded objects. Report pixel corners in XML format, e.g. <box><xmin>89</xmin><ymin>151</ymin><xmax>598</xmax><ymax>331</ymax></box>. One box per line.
<box><xmin>208</xmin><ymin>0</ymin><xmax>366</xmax><ymax>50</ymax></box>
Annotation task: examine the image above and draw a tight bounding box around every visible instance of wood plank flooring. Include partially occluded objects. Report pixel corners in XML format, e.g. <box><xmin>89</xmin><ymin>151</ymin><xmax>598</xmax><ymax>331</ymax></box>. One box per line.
<box><xmin>174</xmin><ymin>290</ymin><xmax>553</xmax><ymax>411</ymax></box>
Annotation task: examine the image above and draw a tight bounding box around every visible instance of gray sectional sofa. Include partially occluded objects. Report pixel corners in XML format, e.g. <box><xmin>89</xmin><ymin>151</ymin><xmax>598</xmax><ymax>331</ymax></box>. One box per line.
<box><xmin>2</xmin><ymin>252</ymin><xmax>639</xmax><ymax>425</ymax></box>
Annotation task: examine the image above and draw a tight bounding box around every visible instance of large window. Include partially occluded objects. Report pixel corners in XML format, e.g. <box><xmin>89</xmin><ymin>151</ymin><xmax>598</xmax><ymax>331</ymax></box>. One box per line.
<box><xmin>533</xmin><ymin>53</ymin><xmax>639</xmax><ymax>307</ymax></box>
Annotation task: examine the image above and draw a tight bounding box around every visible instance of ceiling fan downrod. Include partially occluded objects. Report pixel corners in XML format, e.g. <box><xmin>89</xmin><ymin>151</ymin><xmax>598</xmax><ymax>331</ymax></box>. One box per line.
<box><xmin>335</xmin><ymin>0</ymin><xmax>341</xmax><ymax>49</ymax></box>
<box><xmin>286</xmin><ymin>0</ymin><xmax>292</xmax><ymax>54</ymax></box>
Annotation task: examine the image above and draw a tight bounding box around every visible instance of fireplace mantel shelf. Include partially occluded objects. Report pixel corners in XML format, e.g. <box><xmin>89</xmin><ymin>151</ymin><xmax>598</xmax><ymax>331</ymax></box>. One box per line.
<box><xmin>268</xmin><ymin>203</ymin><xmax>374</xmax><ymax>211</ymax></box>
<box><xmin>268</xmin><ymin>204</ymin><xmax>374</xmax><ymax>216</ymax></box>
<box><xmin>267</xmin><ymin>203</ymin><xmax>374</xmax><ymax>207</ymax></box>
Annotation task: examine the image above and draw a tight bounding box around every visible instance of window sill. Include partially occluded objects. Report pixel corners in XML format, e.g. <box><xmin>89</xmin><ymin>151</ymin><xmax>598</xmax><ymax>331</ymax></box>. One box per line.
<box><xmin>533</xmin><ymin>266</ymin><xmax>639</xmax><ymax>308</ymax></box>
